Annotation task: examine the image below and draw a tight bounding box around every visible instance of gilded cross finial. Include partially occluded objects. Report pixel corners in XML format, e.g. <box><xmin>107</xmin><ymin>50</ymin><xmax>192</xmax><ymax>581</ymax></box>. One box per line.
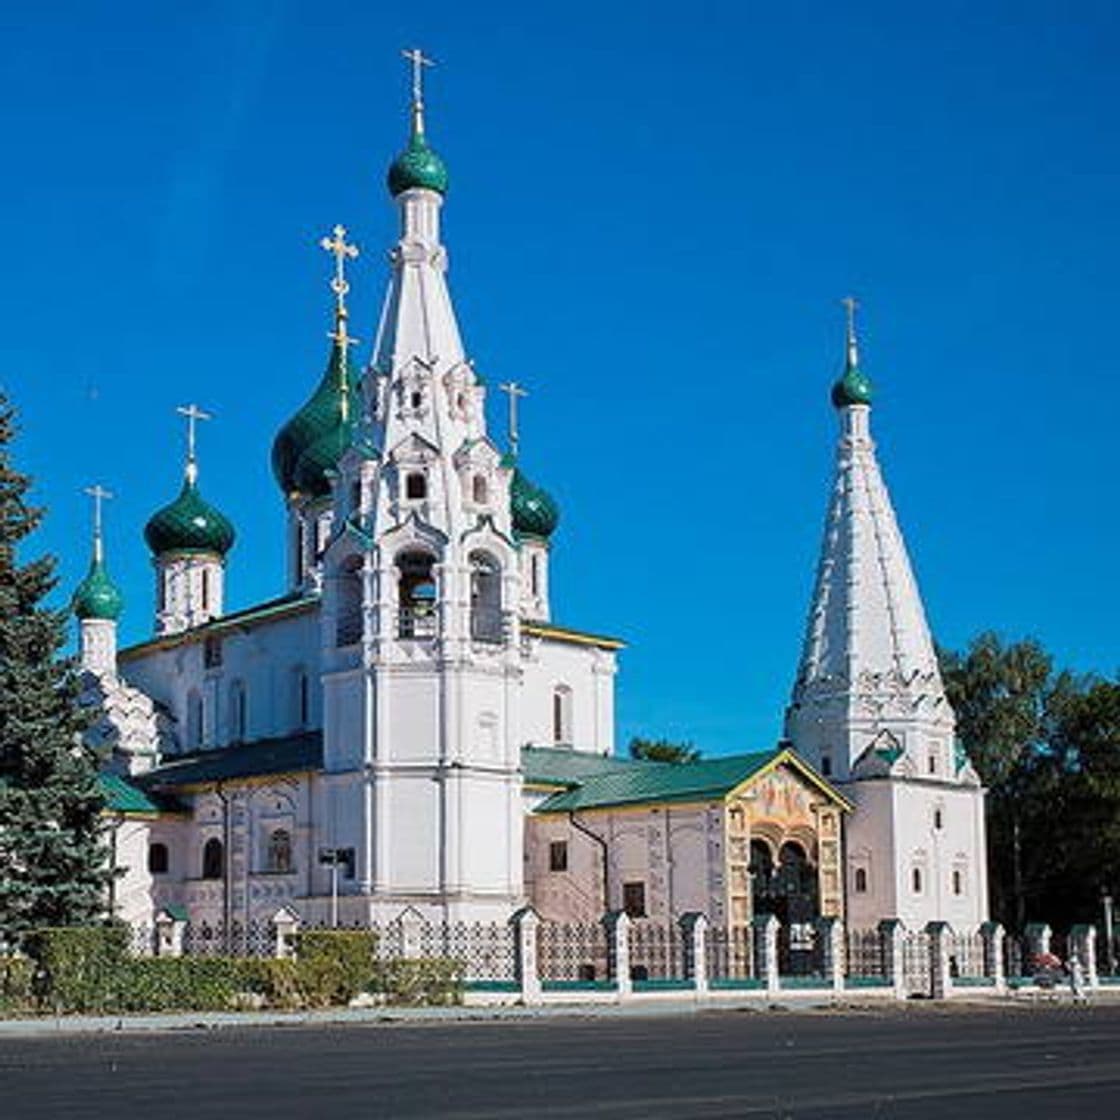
<box><xmin>499</xmin><ymin>380</ymin><xmax>529</xmax><ymax>458</ymax></box>
<box><xmin>401</xmin><ymin>47</ymin><xmax>435</xmax><ymax>136</ymax></box>
<box><xmin>83</xmin><ymin>483</ymin><xmax>113</xmax><ymax>563</ymax></box>
<box><xmin>320</xmin><ymin>224</ymin><xmax>361</xmax><ymax>423</ymax></box>
<box><xmin>841</xmin><ymin>295</ymin><xmax>860</xmax><ymax>368</ymax></box>
<box><xmin>176</xmin><ymin>403</ymin><xmax>212</xmax><ymax>484</ymax></box>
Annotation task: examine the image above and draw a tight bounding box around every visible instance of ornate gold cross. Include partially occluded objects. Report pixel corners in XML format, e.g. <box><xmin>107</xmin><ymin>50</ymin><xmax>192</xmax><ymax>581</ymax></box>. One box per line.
<box><xmin>499</xmin><ymin>380</ymin><xmax>529</xmax><ymax>457</ymax></box>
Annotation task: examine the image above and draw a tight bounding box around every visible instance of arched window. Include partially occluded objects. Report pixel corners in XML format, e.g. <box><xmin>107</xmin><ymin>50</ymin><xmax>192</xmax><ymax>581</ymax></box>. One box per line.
<box><xmin>820</xmin><ymin>755</ymin><xmax>832</xmax><ymax>777</ymax></box>
<box><xmin>854</xmin><ymin>867</ymin><xmax>868</xmax><ymax>893</ymax></box>
<box><xmin>912</xmin><ymin>867</ymin><xmax>923</xmax><ymax>893</ymax></box>
<box><xmin>186</xmin><ymin>690</ymin><xmax>203</xmax><ymax>749</ymax></box>
<box><xmin>201</xmin><ymin>567</ymin><xmax>211</xmax><ymax>612</ymax></box>
<box><xmin>267</xmin><ymin>829</ymin><xmax>293</xmax><ymax>874</ymax></box>
<box><xmin>229</xmin><ymin>680</ymin><xmax>247</xmax><ymax>743</ymax></box>
<box><xmin>148</xmin><ymin>843</ymin><xmax>169</xmax><ymax>875</ymax></box>
<box><xmin>336</xmin><ymin>555</ymin><xmax>363</xmax><ymax>646</ymax></box>
<box><xmin>469</xmin><ymin>551</ymin><xmax>503</xmax><ymax>643</ymax></box>
<box><xmin>472</xmin><ymin>474</ymin><xmax>488</xmax><ymax>505</ymax></box>
<box><xmin>351</xmin><ymin>480</ymin><xmax>362</xmax><ymax>513</ymax></box>
<box><xmin>552</xmin><ymin>685</ymin><xmax>573</xmax><ymax>744</ymax></box>
<box><xmin>397</xmin><ymin>550</ymin><xmax>437</xmax><ymax>638</ymax></box>
<box><xmin>933</xmin><ymin>808</ymin><xmax>943</xmax><ymax>830</ymax></box>
<box><xmin>405</xmin><ymin>472</ymin><xmax>427</xmax><ymax>500</ymax></box>
<box><xmin>530</xmin><ymin>553</ymin><xmax>540</xmax><ymax>598</ymax></box>
<box><xmin>202</xmin><ymin>837</ymin><xmax>224</xmax><ymax>880</ymax></box>
<box><xmin>749</xmin><ymin>839</ymin><xmax>775</xmax><ymax>902</ymax></box>
<box><xmin>953</xmin><ymin>869</ymin><xmax>964</xmax><ymax>896</ymax></box>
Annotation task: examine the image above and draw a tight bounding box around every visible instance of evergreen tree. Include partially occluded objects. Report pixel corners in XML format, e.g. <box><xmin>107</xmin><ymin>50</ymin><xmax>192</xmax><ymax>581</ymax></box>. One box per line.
<box><xmin>629</xmin><ymin>737</ymin><xmax>701</xmax><ymax>764</ymax></box>
<box><xmin>0</xmin><ymin>393</ymin><xmax>109</xmax><ymax>945</ymax></box>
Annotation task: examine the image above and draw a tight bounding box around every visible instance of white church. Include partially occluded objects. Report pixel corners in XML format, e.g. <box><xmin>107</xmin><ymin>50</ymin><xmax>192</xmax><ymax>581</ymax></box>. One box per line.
<box><xmin>72</xmin><ymin>56</ymin><xmax>988</xmax><ymax>941</ymax></box>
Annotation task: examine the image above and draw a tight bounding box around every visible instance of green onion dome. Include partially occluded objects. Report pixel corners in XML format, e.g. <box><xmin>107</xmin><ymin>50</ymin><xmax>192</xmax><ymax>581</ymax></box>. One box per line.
<box><xmin>387</xmin><ymin>131</ymin><xmax>449</xmax><ymax>197</ymax></box>
<box><xmin>831</xmin><ymin>353</ymin><xmax>874</xmax><ymax>408</ymax></box>
<box><xmin>504</xmin><ymin>454</ymin><xmax>560</xmax><ymax>540</ymax></box>
<box><xmin>292</xmin><ymin>414</ymin><xmax>356</xmax><ymax>500</ymax></box>
<box><xmin>144</xmin><ymin>479</ymin><xmax>235</xmax><ymax>557</ymax></box>
<box><xmin>72</xmin><ymin>557</ymin><xmax>124</xmax><ymax>621</ymax></box>
<box><xmin>271</xmin><ymin>341</ymin><xmax>357</xmax><ymax>498</ymax></box>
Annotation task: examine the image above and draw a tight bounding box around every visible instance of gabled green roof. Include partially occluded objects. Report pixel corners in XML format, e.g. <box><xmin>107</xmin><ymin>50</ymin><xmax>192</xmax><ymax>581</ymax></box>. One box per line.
<box><xmin>139</xmin><ymin>731</ymin><xmax>323</xmax><ymax>788</ymax></box>
<box><xmin>534</xmin><ymin>750</ymin><xmax>780</xmax><ymax>813</ymax></box>
<box><xmin>98</xmin><ymin>773</ymin><xmax>186</xmax><ymax>816</ymax></box>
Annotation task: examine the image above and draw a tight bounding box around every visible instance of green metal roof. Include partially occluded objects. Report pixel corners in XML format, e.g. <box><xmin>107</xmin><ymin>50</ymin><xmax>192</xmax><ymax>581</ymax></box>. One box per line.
<box><xmin>98</xmin><ymin>773</ymin><xmax>186</xmax><ymax>816</ymax></box>
<box><xmin>118</xmin><ymin>592</ymin><xmax>317</xmax><ymax>661</ymax></box>
<box><xmin>144</xmin><ymin>478</ymin><xmax>236</xmax><ymax>557</ymax></box>
<box><xmin>521</xmin><ymin>745</ymin><xmax>659</xmax><ymax>788</ymax></box>
<box><xmin>140</xmin><ymin>731</ymin><xmax>323</xmax><ymax>788</ymax></box>
<box><xmin>72</xmin><ymin>556</ymin><xmax>125</xmax><ymax>621</ymax></box>
<box><xmin>533</xmin><ymin>749</ymin><xmax>784</xmax><ymax>813</ymax></box>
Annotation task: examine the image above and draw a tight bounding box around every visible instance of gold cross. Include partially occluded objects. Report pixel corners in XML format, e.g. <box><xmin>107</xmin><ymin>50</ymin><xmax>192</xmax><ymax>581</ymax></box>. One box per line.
<box><xmin>320</xmin><ymin>224</ymin><xmax>360</xmax><ymax>320</ymax></box>
<box><xmin>83</xmin><ymin>484</ymin><xmax>113</xmax><ymax>560</ymax></box>
<box><xmin>402</xmin><ymin>47</ymin><xmax>435</xmax><ymax>107</ymax></box>
<box><xmin>841</xmin><ymin>296</ymin><xmax>859</xmax><ymax>364</ymax></box>
<box><xmin>176</xmin><ymin>403</ymin><xmax>212</xmax><ymax>482</ymax></box>
<box><xmin>499</xmin><ymin>381</ymin><xmax>529</xmax><ymax>457</ymax></box>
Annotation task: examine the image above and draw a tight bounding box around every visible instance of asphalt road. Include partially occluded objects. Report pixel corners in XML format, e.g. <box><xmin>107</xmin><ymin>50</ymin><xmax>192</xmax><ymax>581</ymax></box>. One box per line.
<box><xmin>2</xmin><ymin>1003</ymin><xmax>1119</xmax><ymax>1119</ymax></box>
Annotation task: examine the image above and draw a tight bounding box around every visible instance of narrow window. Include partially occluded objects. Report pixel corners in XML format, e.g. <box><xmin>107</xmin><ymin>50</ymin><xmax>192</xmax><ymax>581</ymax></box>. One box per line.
<box><xmin>336</xmin><ymin>555</ymin><xmax>364</xmax><ymax>646</ymax></box>
<box><xmin>410</xmin><ymin>390</ymin><xmax>423</xmax><ymax>410</ymax></box>
<box><xmin>622</xmin><ymin>881</ymin><xmax>646</xmax><ymax>918</ymax></box>
<box><xmin>158</xmin><ymin>573</ymin><xmax>167</xmax><ymax>612</ymax></box>
<box><xmin>530</xmin><ymin>553</ymin><xmax>540</xmax><ymax>598</ymax></box>
<box><xmin>202</xmin><ymin>838</ymin><xmax>224</xmax><ymax>880</ymax></box>
<box><xmin>203</xmin><ymin>636</ymin><xmax>223</xmax><ymax>668</ymax></box>
<box><xmin>953</xmin><ymin>869</ymin><xmax>963</xmax><ymax>896</ymax></box>
<box><xmin>821</xmin><ymin>755</ymin><xmax>832</xmax><ymax>777</ymax></box>
<box><xmin>472</xmin><ymin>474</ymin><xmax>488</xmax><ymax>505</ymax></box>
<box><xmin>351</xmin><ymin>480</ymin><xmax>362</xmax><ymax>512</ymax></box>
<box><xmin>552</xmin><ymin>686</ymin><xmax>573</xmax><ymax>744</ymax></box>
<box><xmin>928</xmin><ymin>751</ymin><xmax>938</xmax><ymax>775</ymax></box>
<box><xmin>397</xmin><ymin>550</ymin><xmax>437</xmax><ymax>638</ymax></box>
<box><xmin>267</xmin><ymin>829</ymin><xmax>293</xmax><ymax>874</ymax></box>
<box><xmin>854</xmin><ymin>867</ymin><xmax>868</xmax><ymax>893</ymax></box>
<box><xmin>406</xmin><ymin>472</ymin><xmax>427</xmax><ymax>500</ymax></box>
<box><xmin>201</xmin><ymin>567</ymin><xmax>210</xmax><ymax>611</ymax></box>
<box><xmin>912</xmin><ymin>867</ymin><xmax>923</xmax><ymax>894</ymax></box>
<box><xmin>148</xmin><ymin>843</ymin><xmax>169</xmax><ymax>875</ymax></box>
<box><xmin>298</xmin><ymin>671</ymin><xmax>310</xmax><ymax>728</ymax></box>
<box><xmin>549</xmin><ymin>841</ymin><xmax>568</xmax><ymax>873</ymax></box>
<box><xmin>934</xmin><ymin>809</ymin><xmax>943</xmax><ymax>830</ymax></box>
<box><xmin>469</xmin><ymin>551</ymin><xmax>503</xmax><ymax>643</ymax></box>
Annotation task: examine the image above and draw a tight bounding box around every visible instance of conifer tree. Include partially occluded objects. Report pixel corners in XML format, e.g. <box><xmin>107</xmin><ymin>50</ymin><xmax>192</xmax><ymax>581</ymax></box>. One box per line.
<box><xmin>0</xmin><ymin>393</ymin><xmax>109</xmax><ymax>944</ymax></box>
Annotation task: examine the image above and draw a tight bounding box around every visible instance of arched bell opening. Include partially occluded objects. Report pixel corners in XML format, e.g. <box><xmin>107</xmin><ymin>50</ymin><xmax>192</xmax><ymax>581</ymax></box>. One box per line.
<box><xmin>335</xmin><ymin>555</ymin><xmax>364</xmax><ymax>646</ymax></box>
<box><xmin>397</xmin><ymin>549</ymin><xmax>437</xmax><ymax>638</ymax></box>
<box><xmin>469</xmin><ymin>550</ymin><xmax>503</xmax><ymax>643</ymax></box>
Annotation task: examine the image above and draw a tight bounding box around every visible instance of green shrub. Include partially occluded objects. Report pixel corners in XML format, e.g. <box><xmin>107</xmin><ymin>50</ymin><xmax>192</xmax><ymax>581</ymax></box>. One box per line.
<box><xmin>26</xmin><ymin>925</ymin><xmax>129</xmax><ymax>1013</ymax></box>
<box><xmin>0</xmin><ymin>956</ymin><xmax>35</xmax><ymax>1012</ymax></box>
<box><xmin>292</xmin><ymin>930</ymin><xmax>377</xmax><ymax>1007</ymax></box>
<box><xmin>375</xmin><ymin>957</ymin><xmax>463</xmax><ymax>1006</ymax></box>
<box><xmin>109</xmin><ymin>957</ymin><xmax>263</xmax><ymax>1013</ymax></box>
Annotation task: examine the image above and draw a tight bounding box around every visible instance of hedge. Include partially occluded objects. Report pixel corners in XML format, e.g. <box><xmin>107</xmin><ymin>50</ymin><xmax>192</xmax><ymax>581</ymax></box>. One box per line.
<box><xmin>18</xmin><ymin>926</ymin><xmax>463</xmax><ymax>1014</ymax></box>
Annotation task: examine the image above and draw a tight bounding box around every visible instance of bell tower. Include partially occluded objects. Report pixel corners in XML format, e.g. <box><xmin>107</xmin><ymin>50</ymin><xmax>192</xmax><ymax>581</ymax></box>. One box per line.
<box><xmin>784</xmin><ymin>301</ymin><xmax>988</xmax><ymax>929</ymax></box>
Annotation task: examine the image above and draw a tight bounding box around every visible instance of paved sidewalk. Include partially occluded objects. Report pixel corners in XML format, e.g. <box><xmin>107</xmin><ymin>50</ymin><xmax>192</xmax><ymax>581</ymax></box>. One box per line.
<box><xmin>2</xmin><ymin>986</ymin><xmax>1116</xmax><ymax>1037</ymax></box>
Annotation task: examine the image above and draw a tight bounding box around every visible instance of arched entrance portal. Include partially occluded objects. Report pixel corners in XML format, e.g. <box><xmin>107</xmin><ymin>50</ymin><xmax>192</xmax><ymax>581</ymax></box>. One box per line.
<box><xmin>750</xmin><ymin>839</ymin><xmax>821</xmax><ymax>974</ymax></box>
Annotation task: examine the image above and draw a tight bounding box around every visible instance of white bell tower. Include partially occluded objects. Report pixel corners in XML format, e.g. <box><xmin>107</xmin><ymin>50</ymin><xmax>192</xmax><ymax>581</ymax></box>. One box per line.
<box><xmin>784</xmin><ymin>300</ymin><xmax>988</xmax><ymax>930</ymax></box>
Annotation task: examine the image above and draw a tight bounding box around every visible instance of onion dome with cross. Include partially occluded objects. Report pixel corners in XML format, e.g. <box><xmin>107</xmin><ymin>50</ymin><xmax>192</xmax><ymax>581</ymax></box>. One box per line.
<box><xmin>831</xmin><ymin>296</ymin><xmax>874</xmax><ymax>408</ymax></box>
<box><xmin>498</xmin><ymin>381</ymin><xmax>559</xmax><ymax>541</ymax></box>
<box><xmin>271</xmin><ymin>225</ymin><xmax>362</xmax><ymax>500</ymax></box>
<box><xmin>72</xmin><ymin>485</ymin><xmax>124</xmax><ymax>621</ymax></box>
<box><xmin>145</xmin><ymin>406</ymin><xmax>235</xmax><ymax>557</ymax></box>
<box><xmin>387</xmin><ymin>48</ymin><xmax>449</xmax><ymax>197</ymax></box>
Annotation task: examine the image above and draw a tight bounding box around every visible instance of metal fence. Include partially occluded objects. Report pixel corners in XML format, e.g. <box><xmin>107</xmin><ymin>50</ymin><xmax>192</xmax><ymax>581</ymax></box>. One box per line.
<box><xmin>705</xmin><ymin>925</ymin><xmax>755</xmax><ymax>981</ymax></box>
<box><xmin>537</xmin><ymin>921</ymin><xmax>610</xmax><ymax>983</ymax></box>
<box><xmin>845</xmin><ymin>928</ymin><xmax>887</xmax><ymax>981</ymax></box>
<box><xmin>628</xmin><ymin>921</ymin><xmax>684</xmax><ymax>981</ymax></box>
<box><xmin>901</xmin><ymin>929</ymin><xmax>932</xmax><ymax>997</ymax></box>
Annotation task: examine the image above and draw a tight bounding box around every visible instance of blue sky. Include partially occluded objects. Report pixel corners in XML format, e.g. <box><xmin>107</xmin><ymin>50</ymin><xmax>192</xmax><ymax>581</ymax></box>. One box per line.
<box><xmin>2</xmin><ymin>2</ymin><xmax>1117</xmax><ymax>755</ymax></box>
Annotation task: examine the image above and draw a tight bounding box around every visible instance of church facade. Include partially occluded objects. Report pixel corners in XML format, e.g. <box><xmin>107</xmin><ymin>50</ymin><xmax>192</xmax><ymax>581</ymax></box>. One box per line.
<box><xmin>72</xmin><ymin>60</ymin><xmax>987</xmax><ymax>940</ymax></box>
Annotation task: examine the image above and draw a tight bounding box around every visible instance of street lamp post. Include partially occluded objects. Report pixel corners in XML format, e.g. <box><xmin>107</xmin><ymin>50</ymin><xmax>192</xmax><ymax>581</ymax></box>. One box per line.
<box><xmin>1103</xmin><ymin>891</ymin><xmax>1115</xmax><ymax>976</ymax></box>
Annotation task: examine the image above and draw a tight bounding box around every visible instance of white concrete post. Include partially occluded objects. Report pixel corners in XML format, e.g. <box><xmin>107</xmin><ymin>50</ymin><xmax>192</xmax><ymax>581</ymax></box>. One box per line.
<box><xmin>1070</xmin><ymin>925</ymin><xmax>1099</xmax><ymax>989</ymax></box>
<box><xmin>980</xmin><ymin>921</ymin><xmax>1006</xmax><ymax>992</ymax></box>
<box><xmin>815</xmin><ymin>916</ymin><xmax>844</xmax><ymax>993</ymax></box>
<box><xmin>272</xmin><ymin>907</ymin><xmax>301</xmax><ymax>960</ymax></box>
<box><xmin>1024</xmin><ymin>922</ymin><xmax>1052</xmax><ymax>963</ymax></box>
<box><xmin>926</xmin><ymin>921</ymin><xmax>953</xmax><ymax>1000</ymax></box>
<box><xmin>400</xmin><ymin>909</ymin><xmax>424</xmax><ymax>960</ymax></box>
<box><xmin>752</xmin><ymin>913</ymin><xmax>780</xmax><ymax>996</ymax></box>
<box><xmin>153</xmin><ymin>909</ymin><xmax>185</xmax><ymax>958</ymax></box>
<box><xmin>603</xmin><ymin>911</ymin><xmax>631</xmax><ymax>997</ymax></box>
<box><xmin>878</xmin><ymin>919</ymin><xmax>906</xmax><ymax>1001</ymax></box>
<box><xmin>511</xmin><ymin>907</ymin><xmax>542</xmax><ymax>1005</ymax></box>
<box><xmin>680</xmin><ymin>912</ymin><xmax>708</xmax><ymax>995</ymax></box>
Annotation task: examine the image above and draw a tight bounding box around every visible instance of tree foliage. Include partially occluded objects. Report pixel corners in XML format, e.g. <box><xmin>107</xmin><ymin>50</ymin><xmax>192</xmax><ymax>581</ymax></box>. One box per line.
<box><xmin>0</xmin><ymin>393</ymin><xmax>109</xmax><ymax>944</ymax></box>
<box><xmin>629</xmin><ymin>737</ymin><xmax>701</xmax><ymax>764</ymax></box>
<box><xmin>939</xmin><ymin>631</ymin><xmax>1120</xmax><ymax>932</ymax></box>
